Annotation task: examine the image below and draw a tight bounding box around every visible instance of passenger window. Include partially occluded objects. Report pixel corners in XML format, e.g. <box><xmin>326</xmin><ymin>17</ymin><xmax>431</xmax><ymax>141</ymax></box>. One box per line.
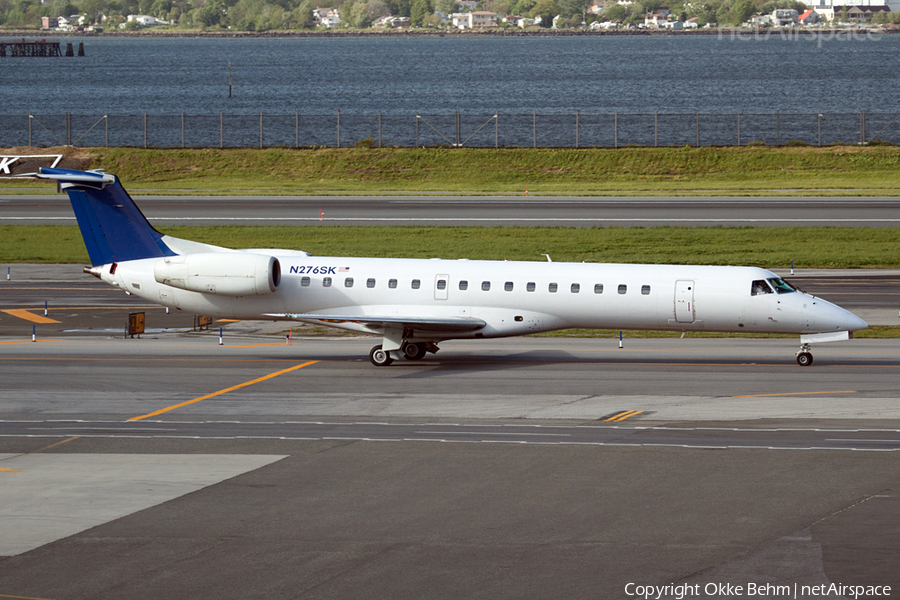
<box><xmin>505</xmin><ymin>281</ymin><xmax>514</xmax><ymax>292</ymax></box>
<box><xmin>411</xmin><ymin>279</ymin><xmax>421</xmax><ymax>289</ymax></box>
<box><xmin>641</xmin><ymin>285</ymin><xmax>651</xmax><ymax>295</ymax></box>
<box><xmin>526</xmin><ymin>282</ymin><xmax>536</xmax><ymax>292</ymax></box>
<box><xmin>751</xmin><ymin>280</ymin><xmax>773</xmax><ymax>296</ymax></box>
<box><xmin>459</xmin><ymin>280</ymin><xmax>468</xmax><ymax>291</ymax></box>
<box><xmin>437</xmin><ymin>279</ymin><xmax>447</xmax><ymax>290</ymax></box>
<box><xmin>549</xmin><ymin>283</ymin><xmax>558</xmax><ymax>293</ymax></box>
<box><xmin>571</xmin><ymin>283</ymin><xmax>580</xmax><ymax>293</ymax></box>
<box><xmin>367</xmin><ymin>278</ymin><xmax>376</xmax><ymax>288</ymax></box>
<box><xmin>482</xmin><ymin>281</ymin><xmax>491</xmax><ymax>291</ymax></box>
<box><xmin>323</xmin><ymin>277</ymin><xmax>332</xmax><ymax>287</ymax></box>
<box><xmin>618</xmin><ymin>284</ymin><xmax>627</xmax><ymax>294</ymax></box>
<box><xmin>344</xmin><ymin>277</ymin><xmax>354</xmax><ymax>288</ymax></box>
<box><xmin>388</xmin><ymin>279</ymin><xmax>397</xmax><ymax>289</ymax></box>
<box><xmin>594</xmin><ymin>283</ymin><xmax>603</xmax><ymax>294</ymax></box>
<box><xmin>301</xmin><ymin>276</ymin><xmax>310</xmax><ymax>287</ymax></box>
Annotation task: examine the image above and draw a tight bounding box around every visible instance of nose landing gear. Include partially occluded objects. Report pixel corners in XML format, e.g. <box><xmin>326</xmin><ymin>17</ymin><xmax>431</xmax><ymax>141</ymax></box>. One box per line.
<box><xmin>796</xmin><ymin>343</ymin><xmax>813</xmax><ymax>367</ymax></box>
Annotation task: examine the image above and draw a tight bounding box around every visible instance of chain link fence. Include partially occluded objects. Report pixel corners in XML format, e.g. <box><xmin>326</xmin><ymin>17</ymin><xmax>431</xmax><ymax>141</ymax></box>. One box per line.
<box><xmin>3</xmin><ymin>112</ymin><xmax>899</xmax><ymax>149</ymax></box>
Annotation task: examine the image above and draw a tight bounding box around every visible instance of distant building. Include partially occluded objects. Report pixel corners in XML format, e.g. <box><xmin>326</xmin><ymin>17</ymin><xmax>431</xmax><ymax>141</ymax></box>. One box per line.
<box><xmin>813</xmin><ymin>0</ymin><xmax>900</xmax><ymax>16</ymax></box>
<box><xmin>771</xmin><ymin>8</ymin><xmax>799</xmax><ymax>25</ymax></box>
<box><xmin>312</xmin><ymin>7</ymin><xmax>340</xmax><ymax>27</ymax></box>
<box><xmin>798</xmin><ymin>9</ymin><xmax>820</xmax><ymax>23</ymax></box>
<box><xmin>41</xmin><ymin>16</ymin><xmax>59</xmax><ymax>28</ymax></box>
<box><xmin>122</xmin><ymin>14</ymin><xmax>169</xmax><ymax>27</ymax></box>
<box><xmin>451</xmin><ymin>11</ymin><xmax>498</xmax><ymax>28</ymax></box>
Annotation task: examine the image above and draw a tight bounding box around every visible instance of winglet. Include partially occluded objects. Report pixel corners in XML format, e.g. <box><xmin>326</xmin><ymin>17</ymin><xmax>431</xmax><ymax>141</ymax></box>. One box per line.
<box><xmin>35</xmin><ymin>167</ymin><xmax>176</xmax><ymax>267</ymax></box>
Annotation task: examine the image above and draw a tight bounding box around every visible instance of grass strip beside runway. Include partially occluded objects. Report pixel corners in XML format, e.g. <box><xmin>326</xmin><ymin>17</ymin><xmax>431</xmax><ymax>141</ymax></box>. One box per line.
<box><xmin>3</xmin><ymin>146</ymin><xmax>899</xmax><ymax>195</ymax></box>
<box><xmin>2</xmin><ymin>224</ymin><xmax>899</xmax><ymax>268</ymax></box>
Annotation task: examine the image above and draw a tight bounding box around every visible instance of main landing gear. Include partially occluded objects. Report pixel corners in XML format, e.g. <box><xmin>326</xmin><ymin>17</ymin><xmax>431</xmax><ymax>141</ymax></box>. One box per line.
<box><xmin>796</xmin><ymin>342</ymin><xmax>813</xmax><ymax>367</ymax></box>
<box><xmin>369</xmin><ymin>341</ymin><xmax>439</xmax><ymax>366</ymax></box>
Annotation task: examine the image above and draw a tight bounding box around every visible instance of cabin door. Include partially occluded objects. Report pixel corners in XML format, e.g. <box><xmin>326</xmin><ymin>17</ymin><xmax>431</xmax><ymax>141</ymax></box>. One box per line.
<box><xmin>434</xmin><ymin>274</ymin><xmax>449</xmax><ymax>301</ymax></box>
<box><xmin>674</xmin><ymin>280</ymin><xmax>695</xmax><ymax>323</ymax></box>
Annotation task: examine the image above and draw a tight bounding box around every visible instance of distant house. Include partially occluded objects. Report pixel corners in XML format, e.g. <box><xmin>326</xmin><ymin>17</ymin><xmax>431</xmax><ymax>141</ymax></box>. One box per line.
<box><xmin>122</xmin><ymin>14</ymin><xmax>169</xmax><ymax>27</ymax></box>
<box><xmin>458</xmin><ymin>0</ymin><xmax>478</xmax><ymax>9</ymax></box>
<box><xmin>841</xmin><ymin>5</ymin><xmax>891</xmax><ymax>20</ymax></box>
<box><xmin>771</xmin><ymin>8</ymin><xmax>799</xmax><ymax>25</ymax></box>
<box><xmin>312</xmin><ymin>7</ymin><xmax>340</xmax><ymax>27</ymax></box>
<box><xmin>684</xmin><ymin>16</ymin><xmax>699</xmax><ymax>27</ymax></box>
<box><xmin>452</xmin><ymin>11</ymin><xmax>498</xmax><ymax>28</ymax></box>
<box><xmin>798</xmin><ymin>9</ymin><xmax>820</xmax><ymax>23</ymax></box>
<box><xmin>749</xmin><ymin>13</ymin><xmax>772</xmax><ymax>24</ymax></box>
<box><xmin>41</xmin><ymin>16</ymin><xmax>59</xmax><ymax>28</ymax></box>
<box><xmin>377</xmin><ymin>15</ymin><xmax>410</xmax><ymax>27</ymax></box>
<box><xmin>663</xmin><ymin>19</ymin><xmax>683</xmax><ymax>28</ymax></box>
<box><xmin>644</xmin><ymin>12</ymin><xmax>669</xmax><ymax>26</ymax></box>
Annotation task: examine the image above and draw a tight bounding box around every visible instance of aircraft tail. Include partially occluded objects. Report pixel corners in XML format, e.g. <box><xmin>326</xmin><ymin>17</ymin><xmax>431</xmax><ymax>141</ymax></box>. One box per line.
<box><xmin>35</xmin><ymin>167</ymin><xmax>176</xmax><ymax>267</ymax></box>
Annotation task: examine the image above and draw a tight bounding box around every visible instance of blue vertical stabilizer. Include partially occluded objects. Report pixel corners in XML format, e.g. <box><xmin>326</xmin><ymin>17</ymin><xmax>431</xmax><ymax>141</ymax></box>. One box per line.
<box><xmin>37</xmin><ymin>167</ymin><xmax>176</xmax><ymax>266</ymax></box>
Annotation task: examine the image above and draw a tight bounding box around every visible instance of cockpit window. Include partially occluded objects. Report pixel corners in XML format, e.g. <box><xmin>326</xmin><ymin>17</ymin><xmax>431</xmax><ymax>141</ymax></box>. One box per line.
<box><xmin>768</xmin><ymin>277</ymin><xmax>797</xmax><ymax>294</ymax></box>
<box><xmin>751</xmin><ymin>280</ymin><xmax>772</xmax><ymax>296</ymax></box>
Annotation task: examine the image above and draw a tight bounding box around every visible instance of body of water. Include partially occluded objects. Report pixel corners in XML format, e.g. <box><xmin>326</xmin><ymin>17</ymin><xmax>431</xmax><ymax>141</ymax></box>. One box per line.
<box><xmin>2</xmin><ymin>33</ymin><xmax>899</xmax><ymax>114</ymax></box>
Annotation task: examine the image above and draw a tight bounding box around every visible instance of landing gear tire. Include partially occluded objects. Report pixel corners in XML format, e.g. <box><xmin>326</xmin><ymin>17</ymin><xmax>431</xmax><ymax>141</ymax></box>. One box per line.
<box><xmin>796</xmin><ymin>352</ymin><xmax>813</xmax><ymax>367</ymax></box>
<box><xmin>402</xmin><ymin>342</ymin><xmax>428</xmax><ymax>360</ymax></box>
<box><xmin>369</xmin><ymin>345</ymin><xmax>393</xmax><ymax>367</ymax></box>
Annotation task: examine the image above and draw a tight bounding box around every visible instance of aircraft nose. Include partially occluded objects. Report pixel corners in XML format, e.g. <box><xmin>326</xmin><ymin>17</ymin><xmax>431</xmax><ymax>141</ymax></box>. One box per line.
<box><xmin>805</xmin><ymin>298</ymin><xmax>867</xmax><ymax>332</ymax></box>
<box><xmin>844</xmin><ymin>310</ymin><xmax>868</xmax><ymax>332</ymax></box>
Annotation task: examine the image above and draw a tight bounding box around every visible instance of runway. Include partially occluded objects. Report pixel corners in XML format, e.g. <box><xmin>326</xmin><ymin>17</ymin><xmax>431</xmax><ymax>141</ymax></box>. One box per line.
<box><xmin>2</xmin><ymin>333</ymin><xmax>900</xmax><ymax>599</ymax></box>
<box><xmin>4</xmin><ymin>194</ymin><xmax>900</xmax><ymax>226</ymax></box>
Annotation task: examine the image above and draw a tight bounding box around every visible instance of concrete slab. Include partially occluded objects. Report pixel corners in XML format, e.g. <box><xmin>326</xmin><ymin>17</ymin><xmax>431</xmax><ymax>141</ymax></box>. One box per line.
<box><xmin>0</xmin><ymin>453</ymin><xmax>286</xmax><ymax>556</ymax></box>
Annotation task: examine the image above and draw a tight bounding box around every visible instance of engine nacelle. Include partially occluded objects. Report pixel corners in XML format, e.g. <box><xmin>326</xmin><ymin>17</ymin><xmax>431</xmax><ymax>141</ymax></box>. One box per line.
<box><xmin>154</xmin><ymin>253</ymin><xmax>280</xmax><ymax>296</ymax></box>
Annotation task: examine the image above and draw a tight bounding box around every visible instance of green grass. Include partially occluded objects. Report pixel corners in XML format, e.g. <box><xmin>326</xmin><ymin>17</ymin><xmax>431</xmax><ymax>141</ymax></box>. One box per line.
<box><xmin>3</xmin><ymin>146</ymin><xmax>900</xmax><ymax>195</ymax></box>
<box><xmin>2</xmin><ymin>224</ymin><xmax>899</xmax><ymax>267</ymax></box>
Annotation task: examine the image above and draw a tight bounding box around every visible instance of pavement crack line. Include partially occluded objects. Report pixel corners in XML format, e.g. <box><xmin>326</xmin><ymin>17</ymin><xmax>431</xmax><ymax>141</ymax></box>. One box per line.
<box><xmin>0</xmin><ymin>436</ymin><xmax>80</xmax><ymax>464</ymax></box>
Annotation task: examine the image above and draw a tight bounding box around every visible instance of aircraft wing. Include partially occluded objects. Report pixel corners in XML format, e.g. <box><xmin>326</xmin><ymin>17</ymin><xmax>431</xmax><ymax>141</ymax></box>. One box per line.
<box><xmin>265</xmin><ymin>313</ymin><xmax>486</xmax><ymax>332</ymax></box>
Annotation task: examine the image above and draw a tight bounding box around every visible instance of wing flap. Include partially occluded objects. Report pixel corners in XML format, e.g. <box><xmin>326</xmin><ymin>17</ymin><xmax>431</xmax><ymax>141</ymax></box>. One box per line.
<box><xmin>265</xmin><ymin>313</ymin><xmax>486</xmax><ymax>332</ymax></box>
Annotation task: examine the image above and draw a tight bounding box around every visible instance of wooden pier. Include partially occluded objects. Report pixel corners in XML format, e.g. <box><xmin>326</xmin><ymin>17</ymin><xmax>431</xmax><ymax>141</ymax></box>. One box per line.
<box><xmin>0</xmin><ymin>39</ymin><xmax>62</xmax><ymax>57</ymax></box>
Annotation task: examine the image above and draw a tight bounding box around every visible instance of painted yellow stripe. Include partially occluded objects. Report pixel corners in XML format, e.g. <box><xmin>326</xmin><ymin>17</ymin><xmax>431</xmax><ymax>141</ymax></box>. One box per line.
<box><xmin>127</xmin><ymin>360</ymin><xmax>319</xmax><ymax>421</ymax></box>
<box><xmin>0</xmin><ymin>594</ymin><xmax>61</xmax><ymax>600</ymax></box>
<box><xmin>216</xmin><ymin>319</ymin><xmax>241</xmax><ymax>323</ymax></box>
<box><xmin>734</xmin><ymin>390</ymin><xmax>857</xmax><ymax>398</ymax></box>
<box><xmin>1</xmin><ymin>309</ymin><xmax>60</xmax><ymax>324</ymax></box>
<box><xmin>604</xmin><ymin>410</ymin><xmax>645</xmax><ymax>422</ymax></box>
<box><xmin>0</xmin><ymin>437</ymin><xmax>80</xmax><ymax>473</ymax></box>
<box><xmin>0</xmin><ymin>339</ymin><xmax>63</xmax><ymax>345</ymax></box>
<box><xmin>227</xmin><ymin>342</ymin><xmax>289</xmax><ymax>348</ymax></box>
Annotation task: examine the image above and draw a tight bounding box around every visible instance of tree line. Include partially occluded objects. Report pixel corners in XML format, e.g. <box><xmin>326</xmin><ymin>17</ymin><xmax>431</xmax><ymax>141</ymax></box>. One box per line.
<box><xmin>1</xmin><ymin>0</ymin><xmax>898</xmax><ymax>31</ymax></box>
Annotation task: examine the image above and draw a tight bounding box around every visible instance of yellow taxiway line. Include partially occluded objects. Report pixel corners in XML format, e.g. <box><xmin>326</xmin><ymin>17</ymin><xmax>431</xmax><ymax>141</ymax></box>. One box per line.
<box><xmin>604</xmin><ymin>410</ymin><xmax>645</xmax><ymax>422</ymax></box>
<box><xmin>127</xmin><ymin>360</ymin><xmax>319</xmax><ymax>421</ymax></box>
<box><xmin>733</xmin><ymin>390</ymin><xmax>857</xmax><ymax>398</ymax></box>
<box><xmin>1</xmin><ymin>309</ymin><xmax>60</xmax><ymax>324</ymax></box>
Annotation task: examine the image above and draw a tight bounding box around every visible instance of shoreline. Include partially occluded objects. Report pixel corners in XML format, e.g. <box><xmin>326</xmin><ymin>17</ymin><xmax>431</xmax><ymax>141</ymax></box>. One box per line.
<box><xmin>2</xmin><ymin>26</ymin><xmax>898</xmax><ymax>38</ymax></box>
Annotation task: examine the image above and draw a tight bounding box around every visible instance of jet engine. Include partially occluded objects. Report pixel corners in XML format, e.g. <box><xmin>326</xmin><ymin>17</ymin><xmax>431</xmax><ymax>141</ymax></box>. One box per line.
<box><xmin>154</xmin><ymin>253</ymin><xmax>280</xmax><ymax>296</ymax></box>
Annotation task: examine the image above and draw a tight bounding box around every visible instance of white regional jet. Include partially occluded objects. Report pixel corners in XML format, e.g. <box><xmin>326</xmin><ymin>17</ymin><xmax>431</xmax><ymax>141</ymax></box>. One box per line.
<box><xmin>28</xmin><ymin>167</ymin><xmax>867</xmax><ymax>367</ymax></box>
